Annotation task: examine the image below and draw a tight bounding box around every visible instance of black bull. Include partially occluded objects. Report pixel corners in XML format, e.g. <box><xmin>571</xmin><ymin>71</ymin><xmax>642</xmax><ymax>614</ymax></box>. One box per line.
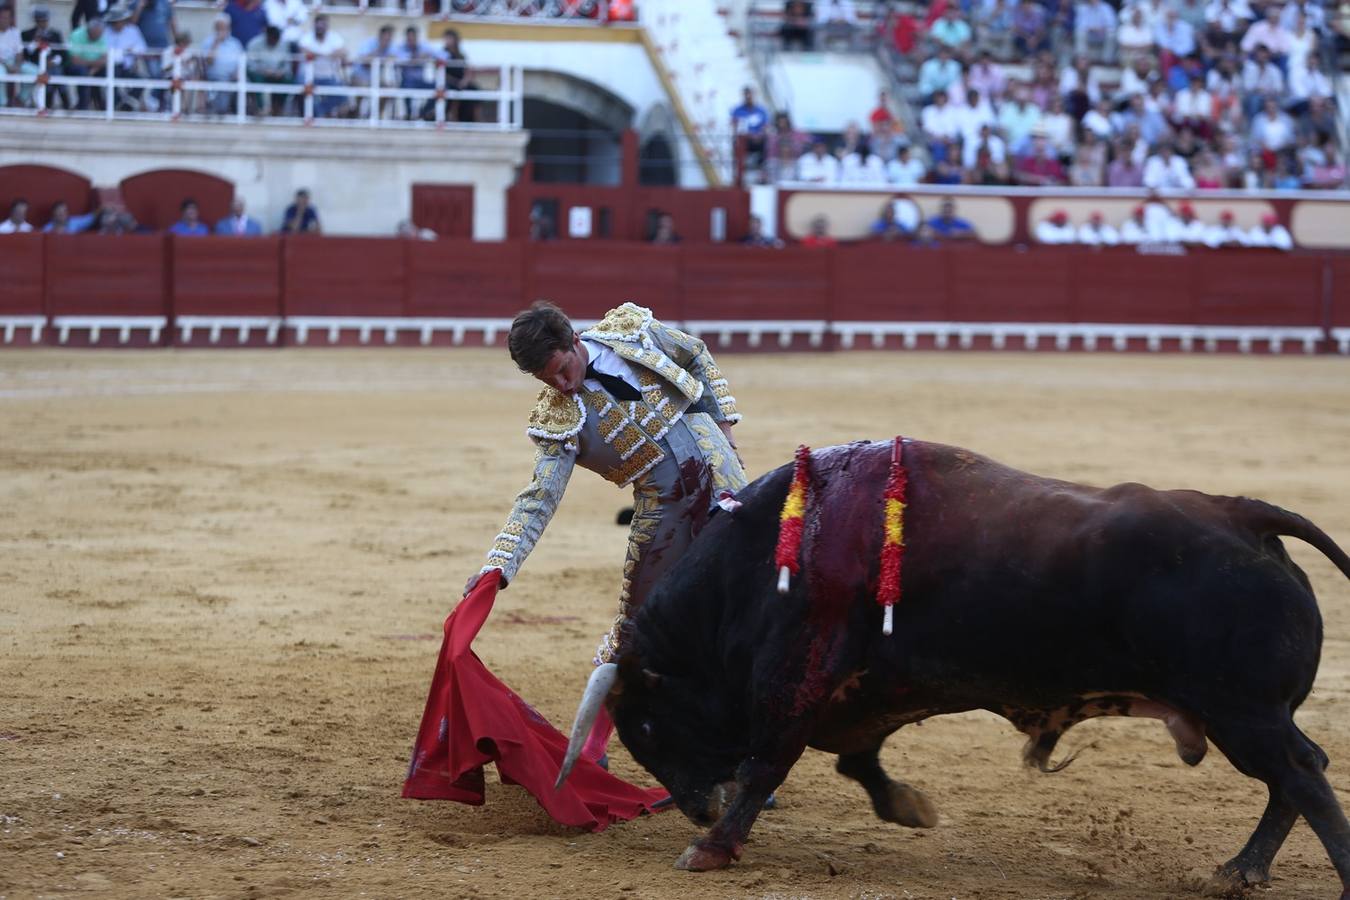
<box><xmin>557</xmin><ymin>438</ymin><xmax>1350</xmax><ymax>893</ymax></box>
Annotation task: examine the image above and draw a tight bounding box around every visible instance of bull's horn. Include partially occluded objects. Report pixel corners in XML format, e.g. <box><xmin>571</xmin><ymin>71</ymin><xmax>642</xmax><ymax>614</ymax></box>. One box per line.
<box><xmin>554</xmin><ymin>662</ymin><xmax>619</xmax><ymax>791</ymax></box>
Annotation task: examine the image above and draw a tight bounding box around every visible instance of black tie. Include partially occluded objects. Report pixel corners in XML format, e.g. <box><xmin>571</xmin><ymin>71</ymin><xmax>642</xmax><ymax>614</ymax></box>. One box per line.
<box><xmin>586</xmin><ymin>362</ymin><xmax>641</xmax><ymax>401</ymax></box>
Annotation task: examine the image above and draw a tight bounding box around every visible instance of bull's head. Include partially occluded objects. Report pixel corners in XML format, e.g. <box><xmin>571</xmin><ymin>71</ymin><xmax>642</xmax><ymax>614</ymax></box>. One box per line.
<box><xmin>555</xmin><ymin>655</ymin><xmax>748</xmax><ymax>826</ymax></box>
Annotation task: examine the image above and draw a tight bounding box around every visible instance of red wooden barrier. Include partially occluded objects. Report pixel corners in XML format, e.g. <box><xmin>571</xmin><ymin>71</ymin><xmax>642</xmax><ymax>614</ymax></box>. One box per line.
<box><xmin>43</xmin><ymin>234</ymin><xmax>168</xmax><ymax>346</ymax></box>
<box><xmin>1194</xmin><ymin>254</ymin><xmax>1325</xmax><ymax>327</ymax></box>
<box><xmin>405</xmin><ymin>240</ymin><xmax>524</xmax><ymax>318</ymax></box>
<box><xmin>1332</xmin><ymin>259</ymin><xmax>1350</xmax><ymax>327</ymax></box>
<box><xmin>120</xmin><ymin>170</ymin><xmax>234</xmax><ymax>232</ymax></box>
<box><xmin>1071</xmin><ymin>251</ymin><xmax>1195</xmax><ymax>324</ymax></box>
<box><xmin>0</xmin><ymin>165</ymin><xmax>95</xmax><ymax>227</ymax></box>
<box><xmin>172</xmin><ymin>237</ymin><xmax>283</xmax><ymax>316</ymax></box>
<box><xmin>948</xmin><ymin>248</ymin><xmax>1075</xmax><ymax>323</ymax></box>
<box><xmin>284</xmin><ymin>237</ymin><xmax>406</xmax><ymax>317</ymax></box>
<box><xmin>0</xmin><ymin>234</ymin><xmax>45</xmax><ymax>315</ymax></box>
<box><xmin>681</xmin><ymin>245</ymin><xmax>830</xmax><ymax>321</ymax></box>
<box><xmin>831</xmin><ymin>245</ymin><xmax>947</xmax><ymax>322</ymax></box>
<box><xmin>524</xmin><ymin>242</ymin><xmax>681</xmax><ymax>321</ymax></box>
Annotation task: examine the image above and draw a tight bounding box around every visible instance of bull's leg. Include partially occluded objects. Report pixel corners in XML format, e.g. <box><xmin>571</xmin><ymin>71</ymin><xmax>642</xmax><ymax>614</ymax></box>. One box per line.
<box><xmin>675</xmin><ymin>751</ymin><xmax>800</xmax><ymax>872</ymax></box>
<box><xmin>1213</xmin><ymin>787</ymin><xmax>1298</xmax><ymax>888</ymax></box>
<box><xmin>1212</xmin><ymin>718</ymin><xmax>1350</xmax><ymax>898</ymax></box>
<box><xmin>836</xmin><ymin>744</ymin><xmax>938</xmax><ymax>828</ymax></box>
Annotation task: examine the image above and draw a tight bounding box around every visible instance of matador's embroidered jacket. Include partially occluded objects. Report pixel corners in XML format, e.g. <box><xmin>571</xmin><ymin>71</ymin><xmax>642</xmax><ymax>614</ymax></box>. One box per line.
<box><xmin>480</xmin><ymin>302</ymin><xmax>747</xmax><ymax>663</ymax></box>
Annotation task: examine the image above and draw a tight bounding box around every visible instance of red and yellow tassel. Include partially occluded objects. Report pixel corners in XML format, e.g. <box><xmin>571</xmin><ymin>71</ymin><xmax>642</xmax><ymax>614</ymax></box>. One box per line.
<box><xmin>774</xmin><ymin>444</ymin><xmax>812</xmax><ymax>594</ymax></box>
<box><xmin>877</xmin><ymin>436</ymin><xmax>907</xmax><ymax>635</ymax></box>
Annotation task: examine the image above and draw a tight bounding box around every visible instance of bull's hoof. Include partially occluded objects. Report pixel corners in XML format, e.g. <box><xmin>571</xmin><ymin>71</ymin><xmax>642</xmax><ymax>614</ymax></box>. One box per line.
<box><xmin>1207</xmin><ymin>859</ymin><xmax>1269</xmax><ymax>896</ymax></box>
<box><xmin>878</xmin><ymin>782</ymin><xmax>939</xmax><ymax>829</ymax></box>
<box><xmin>674</xmin><ymin>842</ymin><xmax>738</xmax><ymax>871</ymax></box>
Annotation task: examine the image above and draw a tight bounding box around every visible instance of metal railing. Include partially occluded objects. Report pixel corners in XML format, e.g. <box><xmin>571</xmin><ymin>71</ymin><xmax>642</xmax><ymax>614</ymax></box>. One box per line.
<box><xmin>0</xmin><ymin>44</ymin><xmax>523</xmax><ymax>130</ymax></box>
<box><xmin>168</xmin><ymin>0</ymin><xmax>618</xmax><ymax>20</ymax></box>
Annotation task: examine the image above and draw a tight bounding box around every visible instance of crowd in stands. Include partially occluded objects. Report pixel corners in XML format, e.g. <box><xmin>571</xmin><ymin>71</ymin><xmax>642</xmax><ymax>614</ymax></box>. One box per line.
<box><xmin>0</xmin><ymin>189</ymin><xmax>326</xmax><ymax>234</ymax></box>
<box><xmin>746</xmin><ymin>0</ymin><xmax>1346</xmax><ymax>190</ymax></box>
<box><xmin>0</xmin><ymin>1</ymin><xmax>480</xmax><ymax>119</ymax></box>
<box><xmin>1032</xmin><ymin>196</ymin><xmax>1296</xmax><ymax>245</ymax></box>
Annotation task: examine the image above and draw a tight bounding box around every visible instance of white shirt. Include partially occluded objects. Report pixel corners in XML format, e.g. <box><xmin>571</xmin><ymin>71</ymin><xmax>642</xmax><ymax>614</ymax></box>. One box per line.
<box><xmin>1248</xmin><ymin>226</ymin><xmax>1293</xmax><ymax>250</ymax></box>
<box><xmin>1173</xmin><ymin>87</ymin><xmax>1213</xmax><ymax>119</ymax></box>
<box><xmin>298</xmin><ymin>29</ymin><xmax>345</xmax><ymax>81</ymax></box>
<box><xmin>266</xmin><ymin>0</ymin><xmax>312</xmax><ymax>44</ymax></box>
<box><xmin>580</xmin><ymin>339</ymin><xmax>641</xmax><ymax>394</ymax></box>
<box><xmin>1081</xmin><ymin>109</ymin><xmax>1114</xmax><ymax>139</ymax></box>
<box><xmin>1205</xmin><ymin>224</ymin><xmax>1248</xmax><ymax>247</ymax></box>
<box><xmin>1288</xmin><ymin>65</ymin><xmax>1331</xmax><ymax>101</ymax></box>
<box><xmin>1143</xmin><ymin>203</ymin><xmax>1178</xmax><ymax>240</ymax></box>
<box><xmin>1143</xmin><ymin>154</ymin><xmax>1196</xmax><ymax>190</ymax></box>
<box><xmin>796</xmin><ymin>152</ymin><xmax>840</xmax><ymax>184</ymax></box>
<box><xmin>815</xmin><ymin>0</ymin><xmax>858</xmax><ymax>23</ymax></box>
<box><xmin>0</xmin><ymin>219</ymin><xmax>32</xmax><ymax>233</ymax></box>
<box><xmin>1164</xmin><ymin>218</ymin><xmax>1208</xmax><ymax>243</ymax></box>
<box><xmin>1035</xmin><ymin>221</ymin><xmax>1076</xmax><ymax>244</ymax></box>
<box><xmin>953</xmin><ymin>100</ymin><xmax>996</xmax><ymax>146</ymax></box>
<box><xmin>840</xmin><ymin>153</ymin><xmax>888</xmax><ymax>185</ymax></box>
<box><xmin>921</xmin><ymin>103</ymin><xmax>961</xmax><ymax>141</ymax></box>
<box><xmin>0</xmin><ymin>25</ymin><xmax>21</xmax><ymax>66</ymax></box>
<box><xmin>887</xmin><ymin>157</ymin><xmax>927</xmax><ymax>186</ymax></box>
<box><xmin>1077</xmin><ymin>223</ymin><xmax>1120</xmax><ymax>245</ymax></box>
<box><xmin>1120</xmin><ymin>219</ymin><xmax>1150</xmax><ymax>243</ymax></box>
<box><xmin>962</xmin><ymin>133</ymin><xmax>1006</xmax><ymax>169</ymax></box>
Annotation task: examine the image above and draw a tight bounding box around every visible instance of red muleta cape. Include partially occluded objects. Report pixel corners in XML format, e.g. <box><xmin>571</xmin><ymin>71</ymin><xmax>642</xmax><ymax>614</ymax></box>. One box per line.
<box><xmin>401</xmin><ymin>578</ymin><xmax>668</xmax><ymax>832</ymax></box>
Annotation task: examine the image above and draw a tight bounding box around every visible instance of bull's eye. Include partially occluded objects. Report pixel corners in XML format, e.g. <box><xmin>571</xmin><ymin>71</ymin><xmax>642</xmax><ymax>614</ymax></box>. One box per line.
<box><xmin>640</xmin><ymin>721</ymin><xmax>654</xmax><ymax>740</ymax></box>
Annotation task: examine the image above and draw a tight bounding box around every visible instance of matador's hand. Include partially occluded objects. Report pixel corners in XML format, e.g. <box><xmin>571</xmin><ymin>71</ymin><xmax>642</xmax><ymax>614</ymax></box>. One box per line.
<box><xmin>464</xmin><ymin>567</ymin><xmax>506</xmax><ymax>597</ymax></box>
<box><xmin>718</xmin><ymin>421</ymin><xmax>744</xmax><ymax>469</ymax></box>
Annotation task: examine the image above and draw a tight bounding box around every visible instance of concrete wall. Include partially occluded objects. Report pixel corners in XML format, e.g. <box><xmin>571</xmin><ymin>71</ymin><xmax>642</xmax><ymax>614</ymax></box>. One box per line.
<box><xmin>0</xmin><ymin>118</ymin><xmax>527</xmax><ymax>237</ymax></box>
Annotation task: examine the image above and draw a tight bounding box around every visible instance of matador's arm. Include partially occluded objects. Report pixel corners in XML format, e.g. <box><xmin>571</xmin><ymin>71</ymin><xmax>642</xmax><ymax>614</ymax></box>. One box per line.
<box><xmin>478</xmin><ymin>437</ymin><xmax>577</xmax><ymax>587</ymax></box>
<box><xmin>648</xmin><ymin>320</ymin><xmax>742</xmax><ymax>425</ymax></box>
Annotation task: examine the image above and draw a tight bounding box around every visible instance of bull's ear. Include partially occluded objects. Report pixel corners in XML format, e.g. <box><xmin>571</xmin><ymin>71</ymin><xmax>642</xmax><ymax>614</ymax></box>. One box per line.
<box><xmin>641</xmin><ymin>668</ymin><xmax>664</xmax><ymax>689</ymax></box>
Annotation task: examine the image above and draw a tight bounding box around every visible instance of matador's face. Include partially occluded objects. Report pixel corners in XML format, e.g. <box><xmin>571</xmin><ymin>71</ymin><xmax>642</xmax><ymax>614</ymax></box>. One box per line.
<box><xmin>532</xmin><ymin>335</ymin><xmax>587</xmax><ymax>396</ymax></box>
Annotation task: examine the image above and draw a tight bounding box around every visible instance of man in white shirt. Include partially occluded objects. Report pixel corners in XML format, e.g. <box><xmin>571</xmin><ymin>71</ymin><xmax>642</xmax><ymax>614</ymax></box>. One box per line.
<box><xmin>796</xmin><ymin>139</ymin><xmax>840</xmax><ymax>183</ymax></box>
<box><xmin>1247</xmin><ymin>214</ymin><xmax>1293</xmax><ymax>250</ymax></box>
<box><xmin>1119</xmin><ymin>206</ymin><xmax>1150</xmax><ymax>243</ymax></box>
<box><xmin>887</xmin><ymin>145</ymin><xmax>928</xmax><ymax>185</ymax></box>
<box><xmin>265</xmin><ymin>0</ymin><xmax>310</xmax><ymax>46</ymax></box>
<box><xmin>1250</xmin><ymin>97</ymin><xmax>1296</xmax><ymax>151</ymax></box>
<box><xmin>1035</xmin><ymin>210</ymin><xmax>1076</xmax><ymax>244</ymax></box>
<box><xmin>921</xmin><ymin>90</ymin><xmax>962</xmax><ymax>145</ymax></box>
<box><xmin>1240</xmin><ymin>5</ymin><xmax>1291</xmax><ymax>55</ymax></box>
<box><xmin>1081</xmin><ymin>97</ymin><xmax>1115</xmax><ymax>140</ymax></box>
<box><xmin>1241</xmin><ymin>45</ymin><xmax>1285</xmax><ymax>116</ymax></box>
<box><xmin>954</xmin><ymin>88</ymin><xmax>996</xmax><ymax>148</ymax></box>
<box><xmin>1154</xmin><ymin>9</ymin><xmax>1197</xmax><ymax>57</ymax></box>
<box><xmin>962</xmin><ymin>123</ymin><xmax>1007</xmax><ymax>169</ymax></box>
<box><xmin>1144</xmin><ymin>142</ymin><xmax>1197</xmax><ymax>190</ymax></box>
<box><xmin>1074</xmin><ymin>0</ymin><xmax>1118</xmax><ymax>60</ymax></box>
<box><xmin>814</xmin><ymin>0</ymin><xmax>858</xmax><ymax>49</ymax></box>
<box><xmin>298</xmin><ymin>13</ymin><xmax>346</xmax><ymax>117</ymax></box>
<box><xmin>105</xmin><ymin>7</ymin><xmax>149</xmax><ymax>110</ymax></box>
<box><xmin>1204</xmin><ymin>211</ymin><xmax>1248</xmax><ymax>247</ymax></box>
<box><xmin>1288</xmin><ymin>56</ymin><xmax>1332</xmax><ymax>104</ymax></box>
<box><xmin>917</xmin><ymin>46</ymin><xmax>962</xmax><ymax>101</ymax></box>
<box><xmin>1077</xmin><ymin>211</ymin><xmax>1120</xmax><ymax>245</ymax></box>
<box><xmin>1280</xmin><ymin>0</ymin><xmax>1325</xmax><ymax>32</ymax></box>
<box><xmin>1172</xmin><ymin>75</ymin><xmax>1213</xmax><ymax>126</ymax></box>
<box><xmin>0</xmin><ymin>198</ymin><xmax>32</xmax><ymax>233</ymax></box>
<box><xmin>1166</xmin><ymin>202</ymin><xmax>1208</xmax><ymax>243</ymax></box>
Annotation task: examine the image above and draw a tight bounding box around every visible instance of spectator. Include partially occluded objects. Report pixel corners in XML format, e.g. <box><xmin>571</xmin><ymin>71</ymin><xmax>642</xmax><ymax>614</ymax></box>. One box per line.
<box><xmin>67</xmin><ymin>16</ymin><xmax>109</xmax><ymax>110</ymax></box>
<box><xmin>963</xmin><ymin>121</ymin><xmax>1007</xmax><ymax>170</ymax></box>
<box><xmin>1285</xmin><ymin>11</ymin><xmax>1317</xmax><ymax>74</ymax></box>
<box><xmin>438</xmin><ymin>28</ymin><xmax>477</xmax><ymax>123</ymax></box>
<box><xmin>1040</xmin><ymin>95</ymin><xmax>1075</xmax><ymax>156</ymax></box>
<box><xmin>814</xmin><ymin>0</ymin><xmax>858</xmax><ymax>50</ymax></box>
<box><xmin>966</xmin><ymin>49</ymin><xmax>1007</xmax><ymax>101</ymax></box>
<box><xmin>71</xmin><ymin>0</ymin><xmax>109</xmax><ymax>31</ymax></box>
<box><xmin>0</xmin><ymin>6</ymin><xmax>19</xmax><ymax>108</ymax></box>
<box><xmin>1133</xmin><ymin>0</ymin><xmax>1171</xmax><ymax>31</ymax></box>
<box><xmin>868</xmin><ymin>89</ymin><xmax>895</xmax><ymax>130</ymax></box>
<box><xmin>841</xmin><ymin>142</ymin><xmax>887</xmax><ymax>184</ymax></box>
<box><xmin>43</xmin><ymin>201</ymin><xmax>67</xmax><ymax>232</ymax></box>
<box><xmin>967</xmin><ymin>145</ymin><xmax>1012</xmax><ymax>184</ymax></box>
<box><xmin>1082</xmin><ymin>96</ymin><xmax>1115</xmax><ymax>140</ymax></box>
<box><xmin>870</xmin><ymin>201</ymin><xmax>911</xmax><ymax>242</ymax></box>
<box><xmin>168</xmin><ymin>198</ymin><xmax>209</xmax><ymax>236</ymax></box>
<box><xmin>836</xmin><ymin>120</ymin><xmax>864</xmax><ymax>157</ymax></box>
<box><xmin>280</xmin><ymin>188</ymin><xmax>319</xmax><ymax>233</ymax></box>
<box><xmin>1117</xmin><ymin>7</ymin><xmax>1154</xmax><ymax>62</ymax></box>
<box><xmin>201</xmin><ymin>14</ymin><xmax>244</xmax><ymax>114</ymax></box>
<box><xmin>1241</xmin><ymin>45</ymin><xmax>1284</xmax><ymax>118</ymax></box>
<box><xmin>105</xmin><ymin>7</ymin><xmax>148</xmax><ymax>112</ymax></box>
<box><xmin>781</xmin><ymin>0</ymin><xmax>814</xmax><ymax>52</ymax></box>
<box><xmin>1191</xmin><ymin>149</ymin><xmax>1226</xmax><ymax>187</ymax></box>
<box><xmin>132</xmin><ymin>0</ymin><xmax>174</xmax><ymax>76</ymax></box>
<box><xmin>246</xmin><ymin>24</ymin><xmax>292</xmax><ymax>116</ymax></box>
<box><xmin>1167</xmin><ymin>202</ymin><xmax>1207</xmax><ymax>242</ymax></box>
<box><xmin>351</xmin><ymin>24</ymin><xmax>398</xmax><ymax>119</ymax></box>
<box><xmin>1240</xmin><ymin>5</ymin><xmax>1289</xmax><ymax>57</ymax></box>
<box><xmin>1059</xmin><ymin>54</ymin><xmax>1102</xmax><ymax>118</ymax></box>
<box><xmin>1012</xmin><ymin>0</ymin><xmax>1052</xmax><ymax>55</ymax></box>
<box><xmin>927</xmin><ymin>197</ymin><xmax>976</xmax><ymax>240</ymax></box>
<box><xmin>1016</xmin><ymin>132</ymin><xmax>1068</xmax><ymax>185</ymax></box>
<box><xmin>731</xmin><ymin>86</ymin><xmax>769</xmax><ymax>172</ymax></box>
<box><xmin>1250</xmin><ymin>97</ymin><xmax>1295</xmax><ymax>152</ymax></box>
<box><xmin>975</xmin><ymin>0</ymin><xmax>1014</xmax><ymax>57</ymax></box>
<box><xmin>1204</xmin><ymin>209</ymin><xmax>1247</xmax><ymax>246</ymax></box>
<box><xmin>797</xmin><ymin>138</ymin><xmax>840</xmax><ymax>183</ymax></box>
<box><xmin>998</xmin><ymin>86</ymin><xmax>1041</xmax><ymax>154</ymax></box>
<box><xmin>882</xmin><ymin>2</ymin><xmax>923</xmax><ymax>56</ymax></box>
<box><xmin>1143</xmin><ymin>140</ymin><xmax>1197</xmax><ymax>188</ymax></box>
<box><xmin>930</xmin><ymin>138</ymin><xmax>964</xmax><ymax>184</ymax></box>
<box><xmin>21</xmin><ymin>8</ymin><xmax>72</xmax><ymax>111</ymax></box>
<box><xmin>887</xmin><ymin>144</ymin><xmax>928</xmax><ymax>185</ymax></box>
<box><xmin>264</xmin><ymin>0</ymin><xmax>308</xmax><ymax>46</ymax></box>
<box><xmin>740</xmin><ymin>214</ymin><xmax>784</xmax><ymax>248</ymax></box>
<box><xmin>1119</xmin><ymin>205</ymin><xmax>1150</xmax><ymax>242</ymax></box>
<box><xmin>1107</xmin><ymin>138</ymin><xmax>1146</xmax><ymax>185</ymax></box>
<box><xmin>800</xmin><ymin>214</ymin><xmax>837</xmax><ymax>247</ymax></box>
<box><xmin>955</xmin><ymin>86</ymin><xmax>995</xmax><ymax>146</ymax></box>
<box><xmin>767</xmin><ymin>111</ymin><xmax>810</xmax><ymax>182</ymax></box>
<box><xmin>396</xmin><ymin>219</ymin><xmax>436</xmax><ymax>240</ymax></box>
<box><xmin>215</xmin><ymin>198</ymin><xmax>261</xmax><ymax>235</ymax></box>
<box><xmin>163</xmin><ymin>30</ymin><xmax>201</xmax><ymax>113</ymax></box>
<box><xmin>1281</xmin><ymin>0</ymin><xmax>1326</xmax><ymax>33</ymax></box>
<box><xmin>1077</xmin><ymin>211</ymin><xmax>1120</xmax><ymax>244</ymax></box>
<box><xmin>1248</xmin><ymin>213</ymin><xmax>1292</xmax><ymax>250</ymax></box>
<box><xmin>1036</xmin><ymin>209</ymin><xmax>1076</xmax><ymax>243</ymax></box>
<box><xmin>527</xmin><ymin>205</ymin><xmax>554</xmax><ymax>241</ymax></box>
<box><xmin>223</xmin><ymin>0</ymin><xmax>265</xmax><ymax>49</ymax></box>
<box><xmin>1303</xmin><ymin>95</ymin><xmax>1337</xmax><ymax>142</ymax></box>
<box><xmin>917</xmin><ymin>45</ymin><xmax>961</xmax><ymax>102</ymax></box>
<box><xmin>1287</xmin><ymin>55</ymin><xmax>1331</xmax><ymax>113</ymax></box>
<box><xmin>649</xmin><ymin>211</ymin><xmax>680</xmax><ymax>244</ymax></box>
<box><xmin>1141</xmin><ymin>191</ymin><xmax>1179</xmax><ymax>237</ymax></box>
<box><xmin>1118</xmin><ymin>52</ymin><xmax>1159</xmax><ymax>99</ymax></box>
<box><xmin>0</xmin><ymin>197</ymin><xmax>32</xmax><ymax>233</ymax></box>
<box><xmin>871</xmin><ymin>118</ymin><xmax>906</xmax><ymax>163</ymax></box>
<box><xmin>921</xmin><ymin>90</ymin><xmax>961</xmax><ymax>147</ymax></box>
<box><xmin>91</xmin><ymin>203</ymin><xmax>139</xmax><ymax>234</ymax></box>
<box><xmin>298</xmin><ymin>13</ymin><xmax>347</xmax><ymax>118</ymax></box>
<box><xmin>930</xmin><ymin>5</ymin><xmax>974</xmax><ymax>51</ymax></box>
<box><xmin>1172</xmin><ymin>73</ymin><xmax>1212</xmax><ymax>133</ymax></box>
<box><xmin>1075</xmin><ymin>0</ymin><xmax>1118</xmax><ymax>60</ymax></box>
<box><xmin>1068</xmin><ymin>141</ymin><xmax>1105</xmax><ymax>185</ymax></box>
<box><xmin>1155</xmin><ymin>8</ymin><xmax>1198</xmax><ymax>65</ymax></box>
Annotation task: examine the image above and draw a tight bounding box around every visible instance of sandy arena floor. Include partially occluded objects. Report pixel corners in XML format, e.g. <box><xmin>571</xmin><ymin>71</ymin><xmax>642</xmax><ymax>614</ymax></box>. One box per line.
<box><xmin>1</xmin><ymin>348</ymin><xmax>1348</xmax><ymax>900</ymax></box>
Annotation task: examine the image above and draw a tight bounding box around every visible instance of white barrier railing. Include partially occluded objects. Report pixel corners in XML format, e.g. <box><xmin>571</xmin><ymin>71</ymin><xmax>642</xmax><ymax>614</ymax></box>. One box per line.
<box><xmin>0</xmin><ymin>45</ymin><xmax>523</xmax><ymax>131</ymax></box>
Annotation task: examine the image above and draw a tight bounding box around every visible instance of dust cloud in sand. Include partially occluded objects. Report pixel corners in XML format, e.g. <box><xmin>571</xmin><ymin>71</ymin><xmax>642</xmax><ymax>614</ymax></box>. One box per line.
<box><xmin>1</xmin><ymin>349</ymin><xmax>1348</xmax><ymax>899</ymax></box>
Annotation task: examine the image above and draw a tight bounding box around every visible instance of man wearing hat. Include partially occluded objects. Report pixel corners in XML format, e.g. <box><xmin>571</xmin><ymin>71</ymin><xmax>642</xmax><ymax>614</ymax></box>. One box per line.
<box><xmin>1247</xmin><ymin>214</ymin><xmax>1293</xmax><ymax>250</ymax></box>
<box><xmin>21</xmin><ymin>7</ymin><xmax>71</xmax><ymax>109</ymax></box>
<box><xmin>1035</xmin><ymin>209</ymin><xmax>1076</xmax><ymax>244</ymax></box>
<box><xmin>104</xmin><ymin>6</ymin><xmax>148</xmax><ymax>110</ymax></box>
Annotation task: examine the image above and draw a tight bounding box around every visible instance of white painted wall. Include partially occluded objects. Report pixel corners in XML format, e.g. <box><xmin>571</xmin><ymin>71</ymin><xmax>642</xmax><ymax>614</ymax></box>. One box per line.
<box><xmin>767</xmin><ymin>52</ymin><xmax>885</xmax><ymax>134</ymax></box>
<box><xmin>0</xmin><ymin>118</ymin><xmax>527</xmax><ymax>237</ymax></box>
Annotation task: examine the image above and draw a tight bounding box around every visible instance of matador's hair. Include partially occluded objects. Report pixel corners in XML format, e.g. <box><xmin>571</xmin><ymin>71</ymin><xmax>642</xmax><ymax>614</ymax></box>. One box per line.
<box><xmin>508</xmin><ymin>300</ymin><xmax>575</xmax><ymax>374</ymax></box>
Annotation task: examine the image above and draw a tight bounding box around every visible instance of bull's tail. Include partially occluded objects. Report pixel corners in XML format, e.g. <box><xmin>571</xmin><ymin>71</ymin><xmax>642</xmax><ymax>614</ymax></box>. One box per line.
<box><xmin>1217</xmin><ymin>496</ymin><xmax>1350</xmax><ymax>582</ymax></box>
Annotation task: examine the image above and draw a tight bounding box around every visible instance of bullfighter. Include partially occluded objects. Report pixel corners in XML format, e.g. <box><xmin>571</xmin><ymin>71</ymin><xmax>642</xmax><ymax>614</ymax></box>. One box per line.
<box><xmin>468</xmin><ymin>300</ymin><xmax>747</xmax><ymax>760</ymax></box>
